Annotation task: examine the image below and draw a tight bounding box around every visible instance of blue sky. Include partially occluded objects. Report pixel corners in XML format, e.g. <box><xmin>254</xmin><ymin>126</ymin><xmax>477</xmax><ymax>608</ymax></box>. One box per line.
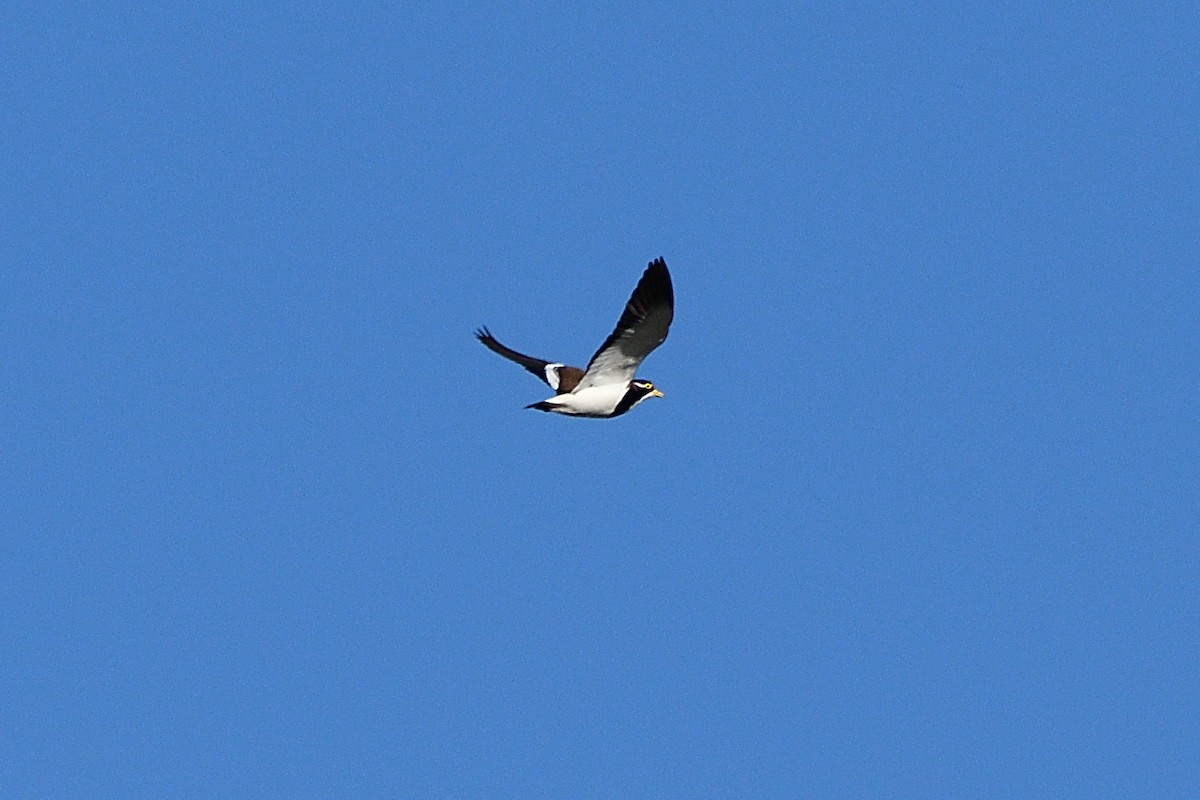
<box><xmin>3</xmin><ymin>3</ymin><xmax>1197</xmax><ymax>797</ymax></box>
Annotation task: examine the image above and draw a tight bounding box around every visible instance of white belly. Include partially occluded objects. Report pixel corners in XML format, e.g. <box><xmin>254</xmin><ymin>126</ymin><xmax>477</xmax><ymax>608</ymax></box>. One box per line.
<box><xmin>542</xmin><ymin>383</ymin><xmax>628</xmax><ymax>417</ymax></box>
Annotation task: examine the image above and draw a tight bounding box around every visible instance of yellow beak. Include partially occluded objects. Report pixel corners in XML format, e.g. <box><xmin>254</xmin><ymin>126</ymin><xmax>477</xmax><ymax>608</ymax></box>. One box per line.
<box><xmin>650</xmin><ymin>388</ymin><xmax>664</xmax><ymax>398</ymax></box>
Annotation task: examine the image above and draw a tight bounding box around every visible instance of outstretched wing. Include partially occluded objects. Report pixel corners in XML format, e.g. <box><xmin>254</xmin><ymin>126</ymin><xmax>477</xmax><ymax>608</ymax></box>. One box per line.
<box><xmin>474</xmin><ymin>327</ymin><xmax>585</xmax><ymax>392</ymax></box>
<box><xmin>575</xmin><ymin>258</ymin><xmax>674</xmax><ymax>391</ymax></box>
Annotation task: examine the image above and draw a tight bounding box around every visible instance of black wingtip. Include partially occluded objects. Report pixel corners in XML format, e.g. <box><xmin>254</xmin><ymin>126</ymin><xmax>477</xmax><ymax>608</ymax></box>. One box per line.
<box><xmin>525</xmin><ymin>401</ymin><xmax>555</xmax><ymax>412</ymax></box>
<box><xmin>644</xmin><ymin>257</ymin><xmax>670</xmax><ymax>284</ymax></box>
<box><xmin>646</xmin><ymin>257</ymin><xmax>670</xmax><ymax>283</ymax></box>
<box><xmin>474</xmin><ymin>326</ymin><xmax>492</xmax><ymax>342</ymax></box>
<box><xmin>636</xmin><ymin>256</ymin><xmax>673</xmax><ymax>307</ymax></box>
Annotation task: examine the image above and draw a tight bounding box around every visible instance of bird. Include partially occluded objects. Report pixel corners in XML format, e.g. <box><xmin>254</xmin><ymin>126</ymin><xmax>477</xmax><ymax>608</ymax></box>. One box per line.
<box><xmin>475</xmin><ymin>257</ymin><xmax>674</xmax><ymax>418</ymax></box>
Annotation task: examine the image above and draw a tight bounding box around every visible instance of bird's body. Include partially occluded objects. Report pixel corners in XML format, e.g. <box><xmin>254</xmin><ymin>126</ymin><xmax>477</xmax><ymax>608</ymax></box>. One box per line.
<box><xmin>476</xmin><ymin>258</ymin><xmax>674</xmax><ymax>418</ymax></box>
<box><xmin>529</xmin><ymin>382</ymin><xmax>631</xmax><ymax>417</ymax></box>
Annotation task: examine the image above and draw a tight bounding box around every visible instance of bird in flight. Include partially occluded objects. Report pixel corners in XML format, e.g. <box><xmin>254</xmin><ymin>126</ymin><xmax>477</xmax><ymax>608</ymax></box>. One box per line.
<box><xmin>475</xmin><ymin>257</ymin><xmax>674</xmax><ymax>418</ymax></box>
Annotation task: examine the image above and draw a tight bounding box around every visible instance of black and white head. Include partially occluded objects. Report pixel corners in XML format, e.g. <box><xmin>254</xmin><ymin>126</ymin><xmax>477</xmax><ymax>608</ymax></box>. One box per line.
<box><xmin>610</xmin><ymin>379</ymin><xmax>664</xmax><ymax>417</ymax></box>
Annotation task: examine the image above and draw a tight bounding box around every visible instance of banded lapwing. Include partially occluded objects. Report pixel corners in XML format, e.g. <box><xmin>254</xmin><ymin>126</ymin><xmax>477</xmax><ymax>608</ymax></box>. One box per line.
<box><xmin>475</xmin><ymin>257</ymin><xmax>674</xmax><ymax>418</ymax></box>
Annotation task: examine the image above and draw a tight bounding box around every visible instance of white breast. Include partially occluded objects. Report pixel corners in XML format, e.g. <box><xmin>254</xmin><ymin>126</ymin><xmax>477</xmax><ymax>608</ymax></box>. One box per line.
<box><xmin>540</xmin><ymin>383</ymin><xmax>628</xmax><ymax>417</ymax></box>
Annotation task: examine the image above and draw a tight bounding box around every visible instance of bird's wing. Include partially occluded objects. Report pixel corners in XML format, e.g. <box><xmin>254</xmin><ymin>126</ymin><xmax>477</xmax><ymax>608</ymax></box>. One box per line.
<box><xmin>474</xmin><ymin>327</ymin><xmax>585</xmax><ymax>392</ymax></box>
<box><xmin>575</xmin><ymin>258</ymin><xmax>674</xmax><ymax>391</ymax></box>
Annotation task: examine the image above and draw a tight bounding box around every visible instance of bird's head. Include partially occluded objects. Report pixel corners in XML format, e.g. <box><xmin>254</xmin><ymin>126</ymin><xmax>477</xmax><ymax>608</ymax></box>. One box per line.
<box><xmin>631</xmin><ymin>379</ymin><xmax>665</xmax><ymax>400</ymax></box>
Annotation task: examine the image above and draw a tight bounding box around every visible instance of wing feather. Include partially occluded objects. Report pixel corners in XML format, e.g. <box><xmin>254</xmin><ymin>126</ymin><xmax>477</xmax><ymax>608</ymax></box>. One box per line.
<box><xmin>575</xmin><ymin>258</ymin><xmax>674</xmax><ymax>391</ymax></box>
<box><xmin>474</xmin><ymin>327</ymin><xmax>584</xmax><ymax>393</ymax></box>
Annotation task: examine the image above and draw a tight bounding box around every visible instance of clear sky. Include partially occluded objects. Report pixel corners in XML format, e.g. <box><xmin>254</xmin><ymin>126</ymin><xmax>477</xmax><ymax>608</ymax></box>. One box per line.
<box><xmin>3</xmin><ymin>4</ymin><xmax>1197</xmax><ymax>798</ymax></box>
